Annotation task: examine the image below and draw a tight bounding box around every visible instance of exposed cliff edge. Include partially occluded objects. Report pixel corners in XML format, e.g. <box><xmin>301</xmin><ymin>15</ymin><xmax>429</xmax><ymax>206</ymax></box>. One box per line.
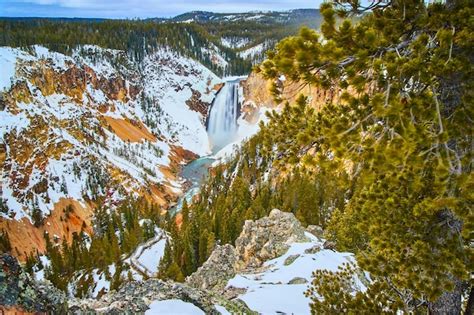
<box><xmin>65</xmin><ymin>209</ymin><xmax>362</xmax><ymax>314</ymax></box>
<box><xmin>240</xmin><ymin>71</ymin><xmax>348</xmax><ymax>124</ymax></box>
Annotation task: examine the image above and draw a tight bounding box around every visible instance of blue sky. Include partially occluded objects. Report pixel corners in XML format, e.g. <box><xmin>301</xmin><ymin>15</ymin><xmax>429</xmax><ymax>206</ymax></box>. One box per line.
<box><xmin>0</xmin><ymin>0</ymin><xmax>322</xmax><ymax>18</ymax></box>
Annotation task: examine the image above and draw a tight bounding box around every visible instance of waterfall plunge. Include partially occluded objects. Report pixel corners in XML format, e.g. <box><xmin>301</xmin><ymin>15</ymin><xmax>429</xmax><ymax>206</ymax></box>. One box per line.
<box><xmin>207</xmin><ymin>79</ymin><xmax>240</xmax><ymax>152</ymax></box>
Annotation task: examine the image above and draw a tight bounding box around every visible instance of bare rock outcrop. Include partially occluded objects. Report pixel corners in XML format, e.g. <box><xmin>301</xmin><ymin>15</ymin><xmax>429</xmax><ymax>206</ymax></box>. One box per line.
<box><xmin>187</xmin><ymin>209</ymin><xmax>309</xmax><ymax>291</ymax></box>
<box><xmin>234</xmin><ymin>209</ymin><xmax>310</xmax><ymax>270</ymax></box>
<box><xmin>0</xmin><ymin>254</ymin><xmax>67</xmax><ymax>313</ymax></box>
<box><xmin>306</xmin><ymin>225</ymin><xmax>324</xmax><ymax>239</ymax></box>
<box><xmin>185</xmin><ymin>89</ymin><xmax>212</xmax><ymax>120</ymax></box>
<box><xmin>69</xmin><ymin>279</ymin><xmax>254</xmax><ymax>314</ymax></box>
<box><xmin>186</xmin><ymin>244</ymin><xmax>237</xmax><ymax>291</ymax></box>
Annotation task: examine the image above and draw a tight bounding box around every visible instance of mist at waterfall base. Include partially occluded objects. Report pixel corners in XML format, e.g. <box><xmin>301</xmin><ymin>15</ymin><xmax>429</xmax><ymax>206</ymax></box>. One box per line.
<box><xmin>207</xmin><ymin>79</ymin><xmax>240</xmax><ymax>153</ymax></box>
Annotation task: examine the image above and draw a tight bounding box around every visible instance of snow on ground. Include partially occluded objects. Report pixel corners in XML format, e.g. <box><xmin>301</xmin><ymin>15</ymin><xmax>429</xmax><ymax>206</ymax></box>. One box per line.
<box><xmin>238</xmin><ymin>43</ymin><xmax>266</xmax><ymax>60</ymax></box>
<box><xmin>0</xmin><ymin>48</ymin><xmax>17</xmax><ymax>91</ymax></box>
<box><xmin>146</xmin><ymin>299</ymin><xmax>205</xmax><ymax>315</ymax></box>
<box><xmin>0</xmin><ymin>47</ymin><xmax>34</xmax><ymax>91</ymax></box>
<box><xmin>141</xmin><ymin>49</ymin><xmax>221</xmax><ymax>156</ymax></box>
<box><xmin>201</xmin><ymin>45</ymin><xmax>228</xmax><ymax>69</ymax></box>
<box><xmin>92</xmin><ymin>265</ymin><xmax>116</xmax><ymax>298</ymax></box>
<box><xmin>135</xmin><ymin>237</ymin><xmax>167</xmax><ymax>275</ymax></box>
<box><xmin>0</xmin><ymin>109</ymin><xmax>31</xmax><ymax>135</ymax></box>
<box><xmin>33</xmin><ymin>255</ymin><xmax>51</xmax><ymax>282</ymax></box>
<box><xmin>214</xmin><ymin>305</ymin><xmax>231</xmax><ymax>315</ymax></box>
<box><xmin>127</xmin><ymin>229</ymin><xmax>168</xmax><ymax>277</ymax></box>
<box><xmin>1</xmin><ymin>45</ymin><xmax>221</xmax><ymax>221</ymax></box>
<box><xmin>226</xmin><ymin>233</ymin><xmax>358</xmax><ymax>314</ymax></box>
<box><xmin>220</xmin><ymin>37</ymin><xmax>250</xmax><ymax>49</ymax></box>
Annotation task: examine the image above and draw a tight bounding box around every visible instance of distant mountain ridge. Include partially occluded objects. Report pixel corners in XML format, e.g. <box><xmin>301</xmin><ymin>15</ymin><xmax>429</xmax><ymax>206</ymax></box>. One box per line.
<box><xmin>171</xmin><ymin>9</ymin><xmax>320</xmax><ymax>24</ymax></box>
<box><xmin>0</xmin><ymin>9</ymin><xmax>320</xmax><ymax>24</ymax></box>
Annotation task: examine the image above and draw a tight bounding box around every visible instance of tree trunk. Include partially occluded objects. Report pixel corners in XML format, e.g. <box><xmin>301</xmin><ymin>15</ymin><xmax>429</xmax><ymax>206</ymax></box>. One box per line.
<box><xmin>465</xmin><ymin>286</ymin><xmax>474</xmax><ymax>315</ymax></box>
<box><xmin>428</xmin><ymin>278</ymin><xmax>463</xmax><ymax>315</ymax></box>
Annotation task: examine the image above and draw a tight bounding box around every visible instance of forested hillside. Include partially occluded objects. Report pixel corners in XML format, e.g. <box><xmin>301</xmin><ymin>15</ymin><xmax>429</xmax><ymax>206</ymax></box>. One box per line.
<box><xmin>0</xmin><ymin>10</ymin><xmax>322</xmax><ymax>75</ymax></box>
<box><xmin>0</xmin><ymin>20</ymin><xmax>249</xmax><ymax>75</ymax></box>
<box><xmin>160</xmin><ymin>1</ymin><xmax>473</xmax><ymax>313</ymax></box>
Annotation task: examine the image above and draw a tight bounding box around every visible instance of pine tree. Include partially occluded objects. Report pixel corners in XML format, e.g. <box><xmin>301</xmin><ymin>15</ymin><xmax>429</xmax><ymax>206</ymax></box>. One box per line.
<box><xmin>181</xmin><ymin>199</ymin><xmax>190</xmax><ymax>226</ymax></box>
<box><xmin>258</xmin><ymin>0</ymin><xmax>473</xmax><ymax>313</ymax></box>
<box><xmin>31</xmin><ymin>201</ymin><xmax>44</xmax><ymax>228</ymax></box>
<box><xmin>0</xmin><ymin>229</ymin><xmax>12</xmax><ymax>253</ymax></box>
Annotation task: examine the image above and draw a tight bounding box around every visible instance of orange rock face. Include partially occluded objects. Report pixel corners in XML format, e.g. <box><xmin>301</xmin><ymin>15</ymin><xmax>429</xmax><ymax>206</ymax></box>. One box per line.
<box><xmin>103</xmin><ymin>117</ymin><xmax>157</xmax><ymax>143</ymax></box>
<box><xmin>241</xmin><ymin>71</ymin><xmax>348</xmax><ymax>118</ymax></box>
<box><xmin>0</xmin><ymin>198</ymin><xmax>93</xmax><ymax>262</ymax></box>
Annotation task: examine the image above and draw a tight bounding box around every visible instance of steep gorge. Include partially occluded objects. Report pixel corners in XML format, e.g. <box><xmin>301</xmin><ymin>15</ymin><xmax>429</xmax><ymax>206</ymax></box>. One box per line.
<box><xmin>0</xmin><ymin>45</ymin><xmax>222</xmax><ymax>260</ymax></box>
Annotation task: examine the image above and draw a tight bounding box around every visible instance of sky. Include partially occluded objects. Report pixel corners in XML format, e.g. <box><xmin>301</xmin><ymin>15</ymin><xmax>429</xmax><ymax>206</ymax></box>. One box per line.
<box><xmin>0</xmin><ymin>0</ymin><xmax>322</xmax><ymax>18</ymax></box>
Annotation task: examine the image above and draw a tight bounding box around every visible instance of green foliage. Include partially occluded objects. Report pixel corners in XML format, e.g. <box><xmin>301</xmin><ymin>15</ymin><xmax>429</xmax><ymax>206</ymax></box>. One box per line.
<box><xmin>259</xmin><ymin>0</ymin><xmax>473</xmax><ymax>312</ymax></box>
<box><xmin>0</xmin><ymin>198</ymin><xmax>8</xmax><ymax>214</ymax></box>
<box><xmin>0</xmin><ymin>229</ymin><xmax>12</xmax><ymax>254</ymax></box>
<box><xmin>306</xmin><ymin>263</ymin><xmax>406</xmax><ymax>314</ymax></box>
<box><xmin>159</xmin><ymin>126</ymin><xmax>351</xmax><ymax>279</ymax></box>
<box><xmin>39</xmin><ymin>197</ymin><xmax>163</xmax><ymax>296</ymax></box>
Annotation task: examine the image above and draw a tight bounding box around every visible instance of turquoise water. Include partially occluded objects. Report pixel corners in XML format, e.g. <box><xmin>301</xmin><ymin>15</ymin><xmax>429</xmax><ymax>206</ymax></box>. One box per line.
<box><xmin>170</xmin><ymin>157</ymin><xmax>215</xmax><ymax>215</ymax></box>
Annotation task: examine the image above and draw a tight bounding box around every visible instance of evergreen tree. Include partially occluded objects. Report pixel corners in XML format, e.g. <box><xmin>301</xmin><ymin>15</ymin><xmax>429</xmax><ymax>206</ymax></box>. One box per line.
<box><xmin>0</xmin><ymin>229</ymin><xmax>12</xmax><ymax>253</ymax></box>
<box><xmin>258</xmin><ymin>1</ymin><xmax>473</xmax><ymax>313</ymax></box>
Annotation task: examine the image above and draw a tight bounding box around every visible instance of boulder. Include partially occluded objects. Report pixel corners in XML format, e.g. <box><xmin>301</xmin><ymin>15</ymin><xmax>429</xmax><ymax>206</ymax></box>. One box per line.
<box><xmin>304</xmin><ymin>245</ymin><xmax>321</xmax><ymax>254</ymax></box>
<box><xmin>306</xmin><ymin>225</ymin><xmax>324</xmax><ymax>239</ymax></box>
<box><xmin>323</xmin><ymin>240</ymin><xmax>336</xmax><ymax>250</ymax></box>
<box><xmin>283</xmin><ymin>254</ymin><xmax>300</xmax><ymax>266</ymax></box>
<box><xmin>186</xmin><ymin>244</ymin><xmax>237</xmax><ymax>291</ymax></box>
<box><xmin>288</xmin><ymin>277</ymin><xmax>308</xmax><ymax>285</ymax></box>
<box><xmin>234</xmin><ymin>209</ymin><xmax>309</xmax><ymax>270</ymax></box>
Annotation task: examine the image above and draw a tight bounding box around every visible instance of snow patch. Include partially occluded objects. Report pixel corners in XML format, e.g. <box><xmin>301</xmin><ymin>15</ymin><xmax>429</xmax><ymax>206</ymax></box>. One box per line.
<box><xmin>146</xmin><ymin>299</ymin><xmax>204</xmax><ymax>315</ymax></box>
<box><xmin>226</xmin><ymin>235</ymin><xmax>358</xmax><ymax>314</ymax></box>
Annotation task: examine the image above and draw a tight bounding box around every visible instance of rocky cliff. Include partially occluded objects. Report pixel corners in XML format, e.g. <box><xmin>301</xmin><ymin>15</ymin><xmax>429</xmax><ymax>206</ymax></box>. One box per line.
<box><xmin>0</xmin><ymin>45</ymin><xmax>221</xmax><ymax>260</ymax></box>
<box><xmin>240</xmin><ymin>71</ymin><xmax>347</xmax><ymax>123</ymax></box>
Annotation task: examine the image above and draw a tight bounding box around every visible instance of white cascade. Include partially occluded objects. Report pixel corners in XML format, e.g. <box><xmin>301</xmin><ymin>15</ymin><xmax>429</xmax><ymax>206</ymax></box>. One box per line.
<box><xmin>207</xmin><ymin>79</ymin><xmax>240</xmax><ymax>152</ymax></box>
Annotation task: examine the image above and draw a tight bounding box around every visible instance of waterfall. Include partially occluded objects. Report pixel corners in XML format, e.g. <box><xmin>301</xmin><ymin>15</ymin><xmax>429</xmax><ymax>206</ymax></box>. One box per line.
<box><xmin>207</xmin><ymin>79</ymin><xmax>240</xmax><ymax>152</ymax></box>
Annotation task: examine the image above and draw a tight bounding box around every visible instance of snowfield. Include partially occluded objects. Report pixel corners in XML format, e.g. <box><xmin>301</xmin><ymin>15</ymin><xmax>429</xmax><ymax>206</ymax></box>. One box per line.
<box><xmin>146</xmin><ymin>299</ymin><xmax>205</xmax><ymax>315</ymax></box>
<box><xmin>129</xmin><ymin>229</ymin><xmax>168</xmax><ymax>277</ymax></box>
<box><xmin>141</xmin><ymin>49</ymin><xmax>221</xmax><ymax>156</ymax></box>
<box><xmin>226</xmin><ymin>233</ymin><xmax>360</xmax><ymax>314</ymax></box>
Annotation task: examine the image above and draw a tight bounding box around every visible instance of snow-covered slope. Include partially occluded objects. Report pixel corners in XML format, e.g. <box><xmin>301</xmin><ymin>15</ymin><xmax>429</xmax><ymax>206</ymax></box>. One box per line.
<box><xmin>0</xmin><ymin>45</ymin><xmax>220</xmax><ymax>259</ymax></box>
<box><xmin>140</xmin><ymin>48</ymin><xmax>220</xmax><ymax>156</ymax></box>
<box><xmin>221</xmin><ymin>37</ymin><xmax>250</xmax><ymax>49</ymax></box>
<box><xmin>238</xmin><ymin>40</ymin><xmax>276</xmax><ymax>64</ymax></box>
<box><xmin>226</xmin><ymin>233</ymin><xmax>359</xmax><ymax>314</ymax></box>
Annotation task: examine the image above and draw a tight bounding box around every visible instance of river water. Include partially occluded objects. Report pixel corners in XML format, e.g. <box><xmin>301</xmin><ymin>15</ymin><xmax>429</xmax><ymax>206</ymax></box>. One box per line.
<box><xmin>171</xmin><ymin>157</ymin><xmax>215</xmax><ymax>214</ymax></box>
